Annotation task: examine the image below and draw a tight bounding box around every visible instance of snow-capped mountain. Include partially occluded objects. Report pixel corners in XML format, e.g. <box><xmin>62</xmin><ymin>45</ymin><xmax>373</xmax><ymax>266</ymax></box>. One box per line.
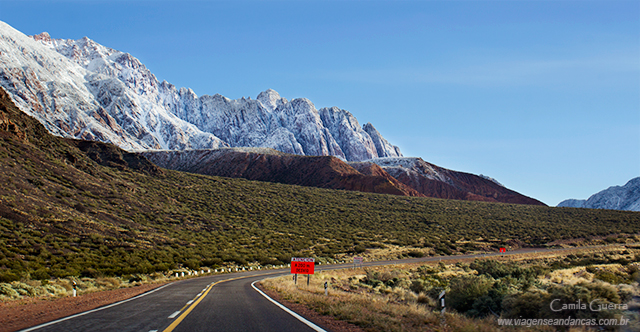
<box><xmin>557</xmin><ymin>177</ymin><xmax>640</xmax><ymax>211</ymax></box>
<box><xmin>0</xmin><ymin>23</ymin><xmax>226</xmax><ymax>151</ymax></box>
<box><xmin>0</xmin><ymin>20</ymin><xmax>547</xmax><ymax>205</ymax></box>
<box><xmin>0</xmin><ymin>21</ymin><xmax>401</xmax><ymax>161</ymax></box>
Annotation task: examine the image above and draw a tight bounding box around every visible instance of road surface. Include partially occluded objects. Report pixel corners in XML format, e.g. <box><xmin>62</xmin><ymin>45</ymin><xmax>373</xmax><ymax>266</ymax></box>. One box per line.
<box><xmin>21</xmin><ymin>247</ymin><xmax>581</xmax><ymax>332</ymax></box>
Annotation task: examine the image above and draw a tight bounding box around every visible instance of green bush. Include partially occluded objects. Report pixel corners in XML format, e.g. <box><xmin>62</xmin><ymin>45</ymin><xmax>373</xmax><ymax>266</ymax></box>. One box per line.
<box><xmin>407</xmin><ymin>250</ymin><xmax>425</xmax><ymax>258</ymax></box>
<box><xmin>31</xmin><ymin>268</ymin><xmax>50</xmax><ymax>280</ymax></box>
<box><xmin>448</xmin><ymin>274</ymin><xmax>493</xmax><ymax>315</ymax></box>
<box><xmin>0</xmin><ymin>271</ymin><xmax>20</xmax><ymax>282</ymax></box>
<box><xmin>502</xmin><ymin>291</ymin><xmax>548</xmax><ymax>319</ymax></box>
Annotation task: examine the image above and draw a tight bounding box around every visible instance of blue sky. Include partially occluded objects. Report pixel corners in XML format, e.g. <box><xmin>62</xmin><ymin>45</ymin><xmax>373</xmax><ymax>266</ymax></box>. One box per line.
<box><xmin>0</xmin><ymin>0</ymin><xmax>638</xmax><ymax>206</ymax></box>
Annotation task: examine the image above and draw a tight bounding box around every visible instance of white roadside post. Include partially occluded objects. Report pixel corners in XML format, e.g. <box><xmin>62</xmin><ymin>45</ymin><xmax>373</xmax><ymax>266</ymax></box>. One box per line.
<box><xmin>72</xmin><ymin>280</ymin><xmax>77</xmax><ymax>297</ymax></box>
<box><xmin>438</xmin><ymin>290</ymin><xmax>446</xmax><ymax>325</ymax></box>
<box><xmin>324</xmin><ymin>281</ymin><xmax>328</xmax><ymax>296</ymax></box>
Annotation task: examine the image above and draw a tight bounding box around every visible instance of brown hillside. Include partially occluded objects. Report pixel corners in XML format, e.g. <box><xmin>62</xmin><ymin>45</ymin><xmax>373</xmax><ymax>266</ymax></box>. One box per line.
<box><xmin>143</xmin><ymin>149</ymin><xmax>425</xmax><ymax>197</ymax></box>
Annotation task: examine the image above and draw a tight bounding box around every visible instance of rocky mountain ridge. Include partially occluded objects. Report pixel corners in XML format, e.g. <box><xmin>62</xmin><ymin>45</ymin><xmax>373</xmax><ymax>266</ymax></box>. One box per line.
<box><xmin>558</xmin><ymin>177</ymin><xmax>640</xmax><ymax>211</ymax></box>
<box><xmin>0</xmin><ymin>21</ymin><xmax>401</xmax><ymax>161</ymax></box>
<box><xmin>145</xmin><ymin>148</ymin><xmax>545</xmax><ymax>205</ymax></box>
<box><xmin>143</xmin><ymin>148</ymin><xmax>422</xmax><ymax>197</ymax></box>
<box><xmin>355</xmin><ymin>157</ymin><xmax>544</xmax><ymax>205</ymax></box>
<box><xmin>0</xmin><ymin>20</ymin><xmax>545</xmax><ymax>205</ymax></box>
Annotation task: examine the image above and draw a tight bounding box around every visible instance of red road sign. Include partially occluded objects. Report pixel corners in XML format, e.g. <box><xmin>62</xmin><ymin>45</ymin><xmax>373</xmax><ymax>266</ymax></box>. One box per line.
<box><xmin>291</xmin><ymin>257</ymin><xmax>315</xmax><ymax>274</ymax></box>
<box><xmin>499</xmin><ymin>247</ymin><xmax>506</xmax><ymax>253</ymax></box>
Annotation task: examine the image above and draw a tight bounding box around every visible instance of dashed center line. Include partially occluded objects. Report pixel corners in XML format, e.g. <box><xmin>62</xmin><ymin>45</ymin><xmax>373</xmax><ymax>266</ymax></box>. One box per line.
<box><xmin>186</xmin><ymin>300</ymin><xmax>194</xmax><ymax>305</ymax></box>
<box><xmin>168</xmin><ymin>311</ymin><xmax>181</xmax><ymax>319</ymax></box>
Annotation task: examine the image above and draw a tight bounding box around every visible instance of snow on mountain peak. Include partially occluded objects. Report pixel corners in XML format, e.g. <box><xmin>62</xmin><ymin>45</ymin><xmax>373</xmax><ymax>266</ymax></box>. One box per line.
<box><xmin>0</xmin><ymin>20</ymin><xmax>403</xmax><ymax>161</ymax></box>
<box><xmin>557</xmin><ymin>177</ymin><xmax>640</xmax><ymax>211</ymax></box>
<box><xmin>257</xmin><ymin>89</ymin><xmax>283</xmax><ymax>111</ymax></box>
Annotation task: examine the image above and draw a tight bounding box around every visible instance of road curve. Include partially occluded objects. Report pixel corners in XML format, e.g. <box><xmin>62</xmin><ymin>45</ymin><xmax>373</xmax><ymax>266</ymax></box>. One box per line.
<box><xmin>21</xmin><ymin>246</ymin><xmax>598</xmax><ymax>332</ymax></box>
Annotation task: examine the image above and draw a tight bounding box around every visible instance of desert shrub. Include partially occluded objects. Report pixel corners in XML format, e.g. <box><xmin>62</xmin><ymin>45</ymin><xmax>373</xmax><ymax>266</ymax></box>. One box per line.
<box><xmin>406</xmin><ymin>250</ymin><xmax>425</xmax><ymax>258</ymax></box>
<box><xmin>127</xmin><ymin>274</ymin><xmax>144</xmax><ymax>283</ymax></box>
<box><xmin>95</xmin><ymin>277</ymin><xmax>121</xmax><ymax>288</ymax></box>
<box><xmin>0</xmin><ymin>283</ymin><xmax>19</xmax><ymax>297</ymax></box>
<box><xmin>80</xmin><ymin>268</ymin><xmax>102</xmax><ymax>279</ymax></box>
<box><xmin>501</xmin><ymin>282</ymin><xmax>625</xmax><ymax>330</ymax></box>
<box><xmin>448</xmin><ymin>274</ymin><xmax>493</xmax><ymax>315</ymax></box>
<box><xmin>31</xmin><ymin>268</ymin><xmax>50</xmax><ymax>280</ymax></box>
<box><xmin>202</xmin><ymin>257</ymin><xmax>223</xmax><ymax>267</ymax></box>
<box><xmin>42</xmin><ymin>283</ymin><xmax>66</xmax><ymax>296</ymax></box>
<box><xmin>0</xmin><ymin>272</ymin><xmax>20</xmax><ymax>283</ymax></box>
<box><xmin>361</xmin><ymin>269</ymin><xmax>407</xmax><ymax>289</ymax></box>
<box><xmin>410</xmin><ymin>279</ymin><xmax>426</xmax><ymax>294</ymax></box>
<box><xmin>593</xmin><ymin>270</ymin><xmax>624</xmax><ymax>284</ymax></box>
<box><xmin>414</xmin><ymin>265</ymin><xmax>439</xmax><ymax>276</ymax></box>
<box><xmin>12</xmin><ymin>282</ymin><xmax>41</xmax><ymax>296</ymax></box>
<box><xmin>470</xmin><ymin>259</ymin><xmax>540</xmax><ymax>281</ymax></box>
<box><xmin>629</xmin><ymin>265</ymin><xmax>640</xmax><ymax>282</ymax></box>
<box><xmin>468</xmin><ymin>278</ymin><xmax>514</xmax><ymax>317</ymax></box>
<box><xmin>502</xmin><ymin>291</ymin><xmax>548</xmax><ymax>319</ymax></box>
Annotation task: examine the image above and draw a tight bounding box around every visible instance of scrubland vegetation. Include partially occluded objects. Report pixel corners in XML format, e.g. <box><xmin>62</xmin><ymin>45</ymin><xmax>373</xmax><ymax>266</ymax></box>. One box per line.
<box><xmin>2</xmin><ymin>93</ymin><xmax>640</xmax><ymax>310</ymax></box>
<box><xmin>262</xmin><ymin>247</ymin><xmax>640</xmax><ymax>331</ymax></box>
<box><xmin>3</xmin><ymin>131</ymin><xmax>640</xmax><ymax>284</ymax></box>
<box><xmin>0</xmin><ymin>273</ymin><xmax>169</xmax><ymax>302</ymax></box>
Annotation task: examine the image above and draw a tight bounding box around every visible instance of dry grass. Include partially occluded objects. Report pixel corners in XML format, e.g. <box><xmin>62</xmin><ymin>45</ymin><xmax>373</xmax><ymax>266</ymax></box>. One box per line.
<box><xmin>262</xmin><ymin>267</ymin><xmax>551</xmax><ymax>332</ymax></box>
<box><xmin>0</xmin><ymin>273</ymin><xmax>171</xmax><ymax>302</ymax></box>
<box><xmin>261</xmin><ymin>247</ymin><xmax>640</xmax><ymax>332</ymax></box>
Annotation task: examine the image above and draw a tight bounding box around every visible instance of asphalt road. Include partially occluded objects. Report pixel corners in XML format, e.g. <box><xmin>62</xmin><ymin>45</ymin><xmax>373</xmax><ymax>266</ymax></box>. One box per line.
<box><xmin>21</xmin><ymin>247</ymin><xmax>585</xmax><ymax>332</ymax></box>
<box><xmin>22</xmin><ymin>269</ymin><xmax>314</xmax><ymax>332</ymax></box>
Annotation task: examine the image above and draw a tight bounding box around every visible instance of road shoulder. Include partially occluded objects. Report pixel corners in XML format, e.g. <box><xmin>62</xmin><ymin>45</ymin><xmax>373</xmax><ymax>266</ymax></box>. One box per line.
<box><xmin>0</xmin><ymin>282</ymin><xmax>170</xmax><ymax>332</ymax></box>
<box><xmin>255</xmin><ymin>281</ymin><xmax>365</xmax><ymax>332</ymax></box>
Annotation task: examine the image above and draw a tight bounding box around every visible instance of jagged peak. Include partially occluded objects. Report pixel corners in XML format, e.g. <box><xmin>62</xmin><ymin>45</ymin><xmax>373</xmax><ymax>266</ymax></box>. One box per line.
<box><xmin>258</xmin><ymin>89</ymin><xmax>280</xmax><ymax>98</ymax></box>
<box><xmin>257</xmin><ymin>89</ymin><xmax>283</xmax><ymax>111</ymax></box>
<box><xmin>31</xmin><ymin>32</ymin><xmax>51</xmax><ymax>43</ymax></box>
<box><xmin>290</xmin><ymin>97</ymin><xmax>315</xmax><ymax>110</ymax></box>
<box><xmin>363</xmin><ymin>122</ymin><xmax>376</xmax><ymax>131</ymax></box>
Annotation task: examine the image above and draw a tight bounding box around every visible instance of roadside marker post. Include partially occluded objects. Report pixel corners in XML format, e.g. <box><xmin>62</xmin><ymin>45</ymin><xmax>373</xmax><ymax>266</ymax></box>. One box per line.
<box><xmin>72</xmin><ymin>281</ymin><xmax>77</xmax><ymax>297</ymax></box>
<box><xmin>438</xmin><ymin>290</ymin><xmax>446</xmax><ymax>313</ymax></box>
<box><xmin>438</xmin><ymin>290</ymin><xmax>446</xmax><ymax>326</ymax></box>
<box><xmin>324</xmin><ymin>282</ymin><xmax>328</xmax><ymax>296</ymax></box>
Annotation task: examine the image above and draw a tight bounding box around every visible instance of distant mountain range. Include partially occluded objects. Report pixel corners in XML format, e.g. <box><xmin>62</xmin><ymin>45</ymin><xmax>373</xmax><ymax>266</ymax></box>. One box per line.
<box><xmin>0</xmin><ymin>21</ymin><xmax>400</xmax><ymax>161</ymax></box>
<box><xmin>0</xmin><ymin>20</ymin><xmax>544</xmax><ymax>205</ymax></box>
<box><xmin>558</xmin><ymin>177</ymin><xmax>640</xmax><ymax>212</ymax></box>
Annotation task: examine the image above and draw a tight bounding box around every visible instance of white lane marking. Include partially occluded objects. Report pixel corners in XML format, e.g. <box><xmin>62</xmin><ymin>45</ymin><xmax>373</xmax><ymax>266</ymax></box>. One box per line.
<box><xmin>251</xmin><ymin>280</ymin><xmax>327</xmax><ymax>332</ymax></box>
<box><xmin>149</xmin><ymin>330</ymin><xmax>158</xmax><ymax>332</ymax></box>
<box><xmin>21</xmin><ymin>283</ymin><xmax>173</xmax><ymax>331</ymax></box>
<box><xmin>168</xmin><ymin>310</ymin><xmax>182</xmax><ymax>319</ymax></box>
<box><xmin>186</xmin><ymin>300</ymin><xmax>194</xmax><ymax>305</ymax></box>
